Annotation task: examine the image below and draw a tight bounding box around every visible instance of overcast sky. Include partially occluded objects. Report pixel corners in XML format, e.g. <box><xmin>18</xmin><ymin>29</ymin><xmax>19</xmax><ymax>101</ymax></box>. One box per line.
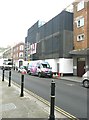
<box><xmin>0</xmin><ymin>0</ymin><xmax>74</xmax><ymax>48</ymax></box>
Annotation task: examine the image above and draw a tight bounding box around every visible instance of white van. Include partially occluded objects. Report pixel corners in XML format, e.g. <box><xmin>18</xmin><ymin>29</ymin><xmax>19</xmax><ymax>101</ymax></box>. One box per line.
<box><xmin>82</xmin><ymin>71</ymin><xmax>89</xmax><ymax>88</ymax></box>
<box><xmin>27</xmin><ymin>61</ymin><xmax>53</xmax><ymax>78</ymax></box>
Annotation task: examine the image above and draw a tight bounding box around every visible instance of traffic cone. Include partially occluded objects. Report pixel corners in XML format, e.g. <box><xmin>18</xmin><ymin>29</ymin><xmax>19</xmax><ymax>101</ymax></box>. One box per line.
<box><xmin>55</xmin><ymin>73</ymin><xmax>58</xmax><ymax>77</ymax></box>
<box><xmin>52</xmin><ymin>73</ymin><xmax>55</xmax><ymax>78</ymax></box>
<box><xmin>58</xmin><ymin>73</ymin><xmax>60</xmax><ymax>77</ymax></box>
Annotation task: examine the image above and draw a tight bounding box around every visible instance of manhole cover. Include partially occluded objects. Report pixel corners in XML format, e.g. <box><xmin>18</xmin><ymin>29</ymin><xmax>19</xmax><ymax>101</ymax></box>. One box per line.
<box><xmin>0</xmin><ymin>103</ymin><xmax>16</xmax><ymax>112</ymax></box>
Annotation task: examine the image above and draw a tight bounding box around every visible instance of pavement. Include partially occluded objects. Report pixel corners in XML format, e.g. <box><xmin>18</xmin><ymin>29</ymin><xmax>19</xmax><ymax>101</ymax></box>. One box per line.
<box><xmin>0</xmin><ymin>76</ymin><xmax>67</xmax><ymax>119</ymax></box>
<box><xmin>52</xmin><ymin>73</ymin><xmax>82</xmax><ymax>83</ymax></box>
<box><xmin>0</xmin><ymin>74</ymin><xmax>82</xmax><ymax>119</ymax></box>
<box><xmin>60</xmin><ymin>76</ymin><xmax>82</xmax><ymax>83</ymax></box>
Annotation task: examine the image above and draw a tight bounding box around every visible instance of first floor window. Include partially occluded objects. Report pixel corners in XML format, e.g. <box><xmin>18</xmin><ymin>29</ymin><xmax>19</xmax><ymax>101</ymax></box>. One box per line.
<box><xmin>19</xmin><ymin>52</ymin><xmax>23</xmax><ymax>57</ymax></box>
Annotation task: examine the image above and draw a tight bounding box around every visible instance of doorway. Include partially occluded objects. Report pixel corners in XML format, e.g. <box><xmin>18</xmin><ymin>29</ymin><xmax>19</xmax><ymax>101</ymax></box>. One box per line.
<box><xmin>19</xmin><ymin>60</ymin><xmax>23</xmax><ymax>67</ymax></box>
<box><xmin>77</xmin><ymin>58</ymin><xmax>85</xmax><ymax>77</ymax></box>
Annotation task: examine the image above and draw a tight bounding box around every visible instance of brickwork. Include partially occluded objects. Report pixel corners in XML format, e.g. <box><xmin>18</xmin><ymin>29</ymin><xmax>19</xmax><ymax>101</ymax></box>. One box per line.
<box><xmin>87</xmin><ymin>1</ymin><xmax>89</xmax><ymax>47</ymax></box>
<box><xmin>73</xmin><ymin>1</ymin><xmax>89</xmax><ymax>50</ymax></box>
<box><xmin>12</xmin><ymin>42</ymin><xmax>24</xmax><ymax>61</ymax></box>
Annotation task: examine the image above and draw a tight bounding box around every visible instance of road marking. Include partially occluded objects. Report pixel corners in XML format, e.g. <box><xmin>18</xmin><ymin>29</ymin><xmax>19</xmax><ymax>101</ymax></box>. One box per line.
<box><xmin>62</xmin><ymin>82</ymin><xmax>75</xmax><ymax>86</ymax></box>
<box><xmin>66</xmin><ymin>83</ymin><xmax>75</xmax><ymax>86</ymax></box>
<box><xmin>25</xmin><ymin>89</ymin><xmax>79</xmax><ymax>120</ymax></box>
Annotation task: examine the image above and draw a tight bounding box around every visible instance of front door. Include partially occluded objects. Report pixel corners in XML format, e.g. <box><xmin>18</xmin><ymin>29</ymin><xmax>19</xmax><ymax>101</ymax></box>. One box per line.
<box><xmin>77</xmin><ymin>58</ymin><xmax>85</xmax><ymax>77</ymax></box>
<box><xmin>19</xmin><ymin>61</ymin><xmax>23</xmax><ymax>67</ymax></box>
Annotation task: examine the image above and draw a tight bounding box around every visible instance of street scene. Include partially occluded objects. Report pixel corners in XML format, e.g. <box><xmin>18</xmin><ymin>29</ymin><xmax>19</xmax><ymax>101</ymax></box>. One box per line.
<box><xmin>0</xmin><ymin>0</ymin><xmax>89</xmax><ymax>119</ymax></box>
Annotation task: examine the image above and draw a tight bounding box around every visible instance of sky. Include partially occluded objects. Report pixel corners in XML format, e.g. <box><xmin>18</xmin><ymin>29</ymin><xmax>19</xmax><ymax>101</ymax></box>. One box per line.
<box><xmin>0</xmin><ymin>0</ymin><xmax>74</xmax><ymax>48</ymax></box>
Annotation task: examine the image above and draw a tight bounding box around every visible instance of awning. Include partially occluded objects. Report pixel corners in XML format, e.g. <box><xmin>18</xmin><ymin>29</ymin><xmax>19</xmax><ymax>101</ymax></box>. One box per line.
<box><xmin>69</xmin><ymin>48</ymin><xmax>89</xmax><ymax>55</ymax></box>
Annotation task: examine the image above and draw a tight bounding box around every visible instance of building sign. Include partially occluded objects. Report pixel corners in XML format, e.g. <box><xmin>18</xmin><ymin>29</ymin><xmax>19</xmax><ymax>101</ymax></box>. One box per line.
<box><xmin>28</xmin><ymin>43</ymin><xmax>37</xmax><ymax>55</ymax></box>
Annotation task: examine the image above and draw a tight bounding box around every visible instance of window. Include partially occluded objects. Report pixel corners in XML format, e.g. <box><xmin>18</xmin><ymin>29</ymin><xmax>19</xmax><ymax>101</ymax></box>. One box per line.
<box><xmin>77</xmin><ymin>1</ymin><xmax>84</xmax><ymax>11</ymax></box>
<box><xmin>77</xmin><ymin>34</ymin><xmax>85</xmax><ymax>41</ymax></box>
<box><xmin>77</xmin><ymin>17</ymin><xmax>84</xmax><ymax>27</ymax></box>
<box><xmin>78</xmin><ymin>20</ymin><xmax>80</xmax><ymax>26</ymax></box>
<box><xmin>17</xmin><ymin>47</ymin><xmax>18</xmax><ymax>51</ymax></box>
<box><xmin>13</xmin><ymin>54</ymin><xmax>15</xmax><ymax>58</ymax></box>
<box><xmin>20</xmin><ymin>45</ymin><xmax>24</xmax><ymax>51</ymax></box>
<box><xmin>19</xmin><ymin>52</ymin><xmax>23</xmax><ymax>57</ymax></box>
<box><xmin>17</xmin><ymin>53</ymin><xmax>18</xmax><ymax>57</ymax></box>
<box><xmin>14</xmin><ymin>48</ymin><xmax>15</xmax><ymax>52</ymax></box>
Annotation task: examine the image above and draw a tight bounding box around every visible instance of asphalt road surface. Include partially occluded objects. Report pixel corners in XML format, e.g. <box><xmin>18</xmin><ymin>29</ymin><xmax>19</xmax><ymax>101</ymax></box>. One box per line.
<box><xmin>0</xmin><ymin>69</ymin><xmax>88</xmax><ymax>119</ymax></box>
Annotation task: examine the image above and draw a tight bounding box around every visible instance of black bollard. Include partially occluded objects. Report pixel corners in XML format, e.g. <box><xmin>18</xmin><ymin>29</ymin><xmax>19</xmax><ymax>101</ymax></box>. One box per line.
<box><xmin>2</xmin><ymin>68</ymin><xmax>5</xmax><ymax>81</ymax></box>
<box><xmin>49</xmin><ymin>80</ymin><xmax>55</xmax><ymax>120</ymax></box>
<box><xmin>20</xmin><ymin>74</ymin><xmax>24</xmax><ymax>97</ymax></box>
<box><xmin>8</xmin><ymin>69</ymin><xmax>11</xmax><ymax>87</ymax></box>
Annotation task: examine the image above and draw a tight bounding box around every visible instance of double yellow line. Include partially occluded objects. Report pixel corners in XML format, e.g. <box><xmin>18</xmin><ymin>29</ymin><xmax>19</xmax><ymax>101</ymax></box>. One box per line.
<box><xmin>25</xmin><ymin>88</ymin><xmax>79</xmax><ymax>120</ymax></box>
<box><xmin>4</xmin><ymin>77</ymin><xmax>79</xmax><ymax>120</ymax></box>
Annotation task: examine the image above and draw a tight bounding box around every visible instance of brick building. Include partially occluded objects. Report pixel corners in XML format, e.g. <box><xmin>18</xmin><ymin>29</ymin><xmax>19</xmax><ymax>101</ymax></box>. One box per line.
<box><xmin>12</xmin><ymin>42</ymin><xmax>25</xmax><ymax>68</ymax></box>
<box><xmin>70</xmin><ymin>0</ymin><xmax>89</xmax><ymax>76</ymax></box>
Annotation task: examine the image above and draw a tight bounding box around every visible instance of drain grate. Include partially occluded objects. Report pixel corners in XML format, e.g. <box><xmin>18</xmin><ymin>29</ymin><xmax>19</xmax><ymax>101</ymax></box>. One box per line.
<box><xmin>0</xmin><ymin>103</ymin><xmax>16</xmax><ymax>112</ymax></box>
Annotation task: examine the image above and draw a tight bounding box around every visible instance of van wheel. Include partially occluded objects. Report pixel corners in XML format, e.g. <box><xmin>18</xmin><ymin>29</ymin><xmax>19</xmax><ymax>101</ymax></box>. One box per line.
<box><xmin>49</xmin><ymin>74</ymin><xmax>53</xmax><ymax>78</ymax></box>
<box><xmin>29</xmin><ymin>71</ymin><xmax>31</xmax><ymax>75</ymax></box>
<box><xmin>38</xmin><ymin>73</ymin><xmax>41</xmax><ymax>77</ymax></box>
<box><xmin>83</xmin><ymin>80</ymin><xmax>89</xmax><ymax>88</ymax></box>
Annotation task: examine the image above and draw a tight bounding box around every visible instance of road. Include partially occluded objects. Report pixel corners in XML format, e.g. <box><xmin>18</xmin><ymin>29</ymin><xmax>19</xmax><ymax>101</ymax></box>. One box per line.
<box><xmin>0</xmin><ymin>69</ymin><xmax>88</xmax><ymax>119</ymax></box>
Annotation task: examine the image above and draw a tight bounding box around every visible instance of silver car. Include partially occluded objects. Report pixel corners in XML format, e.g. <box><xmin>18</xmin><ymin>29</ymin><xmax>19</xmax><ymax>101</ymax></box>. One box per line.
<box><xmin>82</xmin><ymin>71</ymin><xmax>89</xmax><ymax>88</ymax></box>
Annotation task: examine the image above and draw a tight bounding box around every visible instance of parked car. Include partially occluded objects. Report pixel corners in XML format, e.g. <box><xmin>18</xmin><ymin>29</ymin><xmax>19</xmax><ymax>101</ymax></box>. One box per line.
<box><xmin>18</xmin><ymin>66</ymin><xmax>27</xmax><ymax>74</ymax></box>
<box><xmin>27</xmin><ymin>61</ymin><xmax>53</xmax><ymax>78</ymax></box>
<box><xmin>82</xmin><ymin>71</ymin><xmax>89</xmax><ymax>88</ymax></box>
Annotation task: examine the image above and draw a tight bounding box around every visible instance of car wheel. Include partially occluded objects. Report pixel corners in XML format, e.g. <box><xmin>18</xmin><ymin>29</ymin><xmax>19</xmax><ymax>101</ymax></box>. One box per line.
<box><xmin>83</xmin><ymin>80</ymin><xmax>89</xmax><ymax>88</ymax></box>
<box><xmin>38</xmin><ymin>72</ymin><xmax>41</xmax><ymax>77</ymax></box>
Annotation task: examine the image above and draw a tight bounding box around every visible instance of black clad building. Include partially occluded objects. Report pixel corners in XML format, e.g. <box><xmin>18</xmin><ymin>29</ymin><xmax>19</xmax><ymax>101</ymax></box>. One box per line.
<box><xmin>25</xmin><ymin>10</ymin><xmax>73</xmax><ymax>61</ymax></box>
